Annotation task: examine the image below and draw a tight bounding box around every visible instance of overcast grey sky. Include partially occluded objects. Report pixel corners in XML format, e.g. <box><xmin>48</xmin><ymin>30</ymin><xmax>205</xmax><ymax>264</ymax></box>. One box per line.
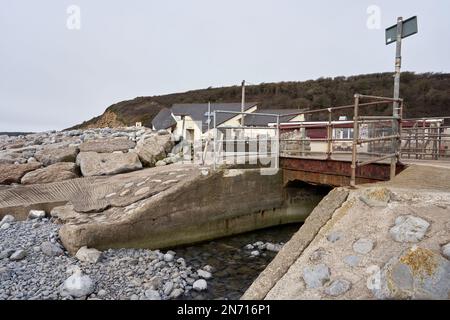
<box><xmin>1</xmin><ymin>0</ymin><xmax>449</xmax><ymax>132</ymax></box>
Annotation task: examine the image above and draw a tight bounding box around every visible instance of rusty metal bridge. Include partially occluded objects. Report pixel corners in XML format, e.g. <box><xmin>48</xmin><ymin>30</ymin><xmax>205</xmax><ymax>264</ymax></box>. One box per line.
<box><xmin>209</xmin><ymin>94</ymin><xmax>449</xmax><ymax>187</ymax></box>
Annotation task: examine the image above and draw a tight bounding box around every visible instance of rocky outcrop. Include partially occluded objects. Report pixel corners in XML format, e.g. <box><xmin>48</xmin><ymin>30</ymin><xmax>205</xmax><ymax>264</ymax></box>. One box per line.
<box><xmin>35</xmin><ymin>145</ymin><xmax>78</xmax><ymax>166</ymax></box>
<box><xmin>0</xmin><ymin>162</ymin><xmax>42</xmax><ymax>184</ymax></box>
<box><xmin>21</xmin><ymin>162</ymin><xmax>79</xmax><ymax>185</ymax></box>
<box><xmin>136</xmin><ymin>134</ymin><xmax>174</xmax><ymax>167</ymax></box>
<box><xmin>79</xmin><ymin>137</ymin><xmax>135</xmax><ymax>153</ymax></box>
<box><xmin>77</xmin><ymin>152</ymin><xmax>143</xmax><ymax>177</ymax></box>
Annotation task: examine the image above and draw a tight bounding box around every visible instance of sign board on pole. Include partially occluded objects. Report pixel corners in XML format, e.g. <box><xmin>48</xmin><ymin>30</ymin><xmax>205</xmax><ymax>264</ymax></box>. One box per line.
<box><xmin>385</xmin><ymin>16</ymin><xmax>418</xmax><ymax>45</ymax></box>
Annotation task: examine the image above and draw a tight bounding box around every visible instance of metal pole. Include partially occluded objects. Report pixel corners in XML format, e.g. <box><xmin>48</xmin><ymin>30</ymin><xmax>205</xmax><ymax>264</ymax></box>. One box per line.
<box><xmin>350</xmin><ymin>94</ymin><xmax>360</xmax><ymax>188</ymax></box>
<box><xmin>327</xmin><ymin>108</ymin><xmax>332</xmax><ymax>160</ymax></box>
<box><xmin>213</xmin><ymin>111</ymin><xmax>217</xmax><ymax>170</ymax></box>
<box><xmin>390</xmin><ymin>17</ymin><xmax>403</xmax><ymax>180</ymax></box>
<box><xmin>275</xmin><ymin>115</ymin><xmax>280</xmax><ymax>170</ymax></box>
<box><xmin>241</xmin><ymin>80</ymin><xmax>245</xmax><ymax>126</ymax></box>
<box><xmin>393</xmin><ymin>17</ymin><xmax>403</xmax><ymax>118</ymax></box>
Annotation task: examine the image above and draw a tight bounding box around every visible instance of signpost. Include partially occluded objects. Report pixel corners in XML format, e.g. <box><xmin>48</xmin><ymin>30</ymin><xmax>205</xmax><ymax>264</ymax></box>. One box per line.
<box><xmin>386</xmin><ymin>16</ymin><xmax>418</xmax><ymax>116</ymax></box>
<box><xmin>385</xmin><ymin>16</ymin><xmax>418</xmax><ymax>179</ymax></box>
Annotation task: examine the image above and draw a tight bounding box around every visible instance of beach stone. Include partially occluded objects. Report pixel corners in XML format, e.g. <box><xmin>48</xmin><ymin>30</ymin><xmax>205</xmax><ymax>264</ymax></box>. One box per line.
<box><xmin>197</xmin><ymin>269</ymin><xmax>212</xmax><ymax>279</ymax></box>
<box><xmin>390</xmin><ymin>215</ymin><xmax>430</xmax><ymax>243</ymax></box>
<box><xmin>60</xmin><ymin>270</ymin><xmax>95</xmax><ymax>298</ymax></box>
<box><xmin>266</xmin><ymin>243</ymin><xmax>282</xmax><ymax>252</ymax></box>
<box><xmin>76</xmin><ymin>246</ymin><xmax>103</xmax><ymax>263</ymax></box>
<box><xmin>0</xmin><ymin>223</ymin><xmax>10</xmax><ymax>230</ymax></box>
<box><xmin>28</xmin><ymin>210</ymin><xmax>46</xmax><ymax>219</ymax></box>
<box><xmin>343</xmin><ymin>255</ymin><xmax>361</xmax><ymax>267</ymax></box>
<box><xmin>144</xmin><ymin>289</ymin><xmax>161</xmax><ymax>300</ymax></box>
<box><xmin>250</xmin><ymin>250</ymin><xmax>260</xmax><ymax>257</ymax></box>
<box><xmin>327</xmin><ymin>231</ymin><xmax>341</xmax><ymax>243</ymax></box>
<box><xmin>40</xmin><ymin>241</ymin><xmax>64</xmax><ymax>256</ymax></box>
<box><xmin>0</xmin><ymin>249</ymin><xmax>15</xmax><ymax>260</ymax></box>
<box><xmin>352</xmin><ymin>238</ymin><xmax>375</xmax><ymax>254</ymax></box>
<box><xmin>170</xmin><ymin>288</ymin><xmax>184</xmax><ymax>299</ymax></box>
<box><xmin>163</xmin><ymin>253</ymin><xmax>174</xmax><ymax>262</ymax></box>
<box><xmin>0</xmin><ymin>215</ymin><xmax>15</xmax><ymax>227</ymax></box>
<box><xmin>193</xmin><ymin>279</ymin><xmax>207</xmax><ymax>291</ymax></box>
<box><xmin>9</xmin><ymin>249</ymin><xmax>27</xmax><ymax>261</ymax></box>
<box><xmin>324</xmin><ymin>279</ymin><xmax>352</xmax><ymax>296</ymax></box>
<box><xmin>302</xmin><ymin>264</ymin><xmax>330</xmax><ymax>289</ymax></box>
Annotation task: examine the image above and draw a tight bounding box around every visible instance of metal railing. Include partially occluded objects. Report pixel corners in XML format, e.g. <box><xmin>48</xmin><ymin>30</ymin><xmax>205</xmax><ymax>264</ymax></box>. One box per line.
<box><xmin>276</xmin><ymin>94</ymin><xmax>402</xmax><ymax>186</ymax></box>
<box><xmin>400</xmin><ymin>116</ymin><xmax>450</xmax><ymax>161</ymax></box>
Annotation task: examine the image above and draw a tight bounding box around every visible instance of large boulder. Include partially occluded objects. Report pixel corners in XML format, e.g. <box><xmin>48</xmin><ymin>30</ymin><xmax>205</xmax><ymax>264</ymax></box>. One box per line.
<box><xmin>373</xmin><ymin>246</ymin><xmax>450</xmax><ymax>299</ymax></box>
<box><xmin>35</xmin><ymin>145</ymin><xmax>78</xmax><ymax>166</ymax></box>
<box><xmin>79</xmin><ymin>137</ymin><xmax>135</xmax><ymax>153</ymax></box>
<box><xmin>77</xmin><ymin>152</ymin><xmax>143</xmax><ymax>177</ymax></box>
<box><xmin>0</xmin><ymin>162</ymin><xmax>42</xmax><ymax>184</ymax></box>
<box><xmin>136</xmin><ymin>134</ymin><xmax>174</xmax><ymax>167</ymax></box>
<box><xmin>21</xmin><ymin>162</ymin><xmax>79</xmax><ymax>185</ymax></box>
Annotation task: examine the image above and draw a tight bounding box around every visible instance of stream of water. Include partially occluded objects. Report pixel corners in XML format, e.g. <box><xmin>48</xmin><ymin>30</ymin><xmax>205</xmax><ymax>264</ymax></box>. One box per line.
<box><xmin>175</xmin><ymin>223</ymin><xmax>302</xmax><ymax>300</ymax></box>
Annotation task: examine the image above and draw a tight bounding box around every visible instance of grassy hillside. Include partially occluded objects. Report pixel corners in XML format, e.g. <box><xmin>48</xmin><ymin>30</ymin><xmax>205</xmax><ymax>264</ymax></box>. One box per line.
<box><xmin>70</xmin><ymin>72</ymin><xmax>450</xmax><ymax>129</ymax></box>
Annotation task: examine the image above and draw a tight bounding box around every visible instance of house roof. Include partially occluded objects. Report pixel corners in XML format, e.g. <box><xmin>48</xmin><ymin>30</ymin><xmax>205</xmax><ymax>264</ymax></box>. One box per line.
<box><xmin>172</xmin><ymin>102</ymin><xmax>258</xmax><ymax>133</ymax></box>
<box><xmin>151</xmin><ymin>107</ymin><xmax>177</xmax><ymax>130</ymax></box>
<box><xmin>244</xmin><ymin>109</ymin><xmax>306</xmax><ymax>127</ymax></box>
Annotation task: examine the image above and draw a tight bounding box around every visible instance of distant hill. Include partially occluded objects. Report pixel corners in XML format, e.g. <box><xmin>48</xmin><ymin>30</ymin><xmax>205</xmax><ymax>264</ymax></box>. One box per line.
<box><xmin>69</xmin><ymin>72</ymin><xmax>450</xmax><ymax>129</ymax></box>
<box><xmin>0</xmin><ymin>132</ymin><xmax>33</xmax><ymax>137</ymax></box>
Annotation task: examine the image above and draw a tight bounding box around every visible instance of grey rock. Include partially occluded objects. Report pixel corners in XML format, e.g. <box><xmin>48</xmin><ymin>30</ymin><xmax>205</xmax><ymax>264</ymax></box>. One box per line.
<box><xmin>389</xmin><ymin>215</ymin><xmax>430</xmax><ymax>243</ymax></box>
<box><xmin>0</xmin><ymin>214</ymin><xmax>15</xmax><ymax>226</ymax></box>
<box><xmin>164</xmin><ymin>253</ymin><xmax>174</xmax><ymax>262</ymax></box>
<box><xmin>302</xmin><ymin>264</ymin><xmax>331</xmax><ymax>289</ymax></box>
<box><xmin>324</xmin><ymin>279</ymin><xmax>352</xmax><ymax>296</ymax></box>
<box><xmin>0</xmin><ymin>249</ymin><xmax>15</xmax><ymax>260</ymax></box>
<box><xmin>197</xmin><ymin>269</ymin><xmax>212</xmax><ymax>279</ymax></box>
<box><xmin>75</xmin><ymin>246</ymin><xmax>103</xmax><ymax>263</ymax></box>
<box><xmin>40</xmin><ymin>241</ymin><xmax>64</xmax><ymax>256</ymax></box>
<box><xmin>60</xmin><ymin>271</ymin><xmax>95</xmax><ymax>298</ymax></box>
<box><xmin>28</xmin><ymin>210</ymin><xmax>46</xmax><ymax>219</ymax></box>
<box><xmin>244</xmin><ymin>244</ymin><xmax>254</xmax><ymax>250</ymax></box>
<box><xmin>170</xmin><ymin>288</ymin><xmax>184</xmax><ymax>299</ymax></box>
<box><xmin>10</xmin><ymin>249</ymin><xmax>27</xmax><ymax>261</ymax></box>
<box><xmin>266</xmin><ymin>243</ymin><xmax>282</xmax><ymax>252</ymax></box>
<box><xmin>352</xmin><ymin>238</ymin><xmax>375</xmax><ymax>254</ymax></box>
<box><xmin>193</xmin><ymin>279</ymin><xmax>207</xmax><ymax>291</ymax></box>
<box><xmin>343</xmin><ymin>255</ymin><xmax>361</xmax><ymax>267</ymax></box>
<box><xmin>163</xmin><ymin>281</ymin><xmax>174</xmax><ymax>296</ymax></box>
<box><xmin>0</xmin><ymin>222</ymin><xmax>10</xmax><ymax>230</ymax></box>
<box><xmin>250</xmin><ymin>250</ymin><xmax>260</xmax><ymax>257</ymax></box>
<box><xmin>144</xmin><ymin>289</ymin><xmax>161</xmax><ymax>300</ymax></box>
<box><xmin>327</xmin><ymin>231</ymin><xmax>341</xmax><ymax>243</ymax></box>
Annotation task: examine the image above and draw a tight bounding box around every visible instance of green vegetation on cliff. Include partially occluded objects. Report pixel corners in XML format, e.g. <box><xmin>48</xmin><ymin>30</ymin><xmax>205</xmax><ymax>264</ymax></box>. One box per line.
<box><xmin>71</xmin><ymin>72</ymin><xmax>450</xmax><ymax>129</ymax></box>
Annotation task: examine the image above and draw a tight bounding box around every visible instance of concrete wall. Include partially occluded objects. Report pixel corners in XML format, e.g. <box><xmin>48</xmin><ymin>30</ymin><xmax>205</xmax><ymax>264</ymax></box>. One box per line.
<box><xmin>59</xmin><ymin>168</ymin><xmax>324</xmax><ymax>254</ymax></box>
